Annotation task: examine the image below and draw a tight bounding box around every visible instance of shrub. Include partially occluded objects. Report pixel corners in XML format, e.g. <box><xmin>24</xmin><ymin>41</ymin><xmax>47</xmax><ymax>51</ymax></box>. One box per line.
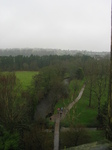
<box><xmin>60</xmin><ymin>126</ymin><xmax>90</xmax><ymax>149</ymax></box>
<box><xmin>0</xmin><ymin>125</ymin><xmax>20</xmax><ymax>150</ymax></box>
<box><xmin>23</xmin><ymin>124</ymin><xmax>53</xmax><ymax>150</ymax></box>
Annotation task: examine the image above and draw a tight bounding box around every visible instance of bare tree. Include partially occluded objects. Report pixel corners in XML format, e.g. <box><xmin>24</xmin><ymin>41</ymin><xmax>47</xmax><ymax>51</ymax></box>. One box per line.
<box><xmin>85</xmin><ymin>59</ymin><xmax>97</xmax><ymax>107</ymax></box>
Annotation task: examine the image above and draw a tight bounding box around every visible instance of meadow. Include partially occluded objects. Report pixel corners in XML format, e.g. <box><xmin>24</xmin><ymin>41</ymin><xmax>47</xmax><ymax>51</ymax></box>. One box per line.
<box><xmin>60</xmin><ymin>84</ymin><xmax>108</xmax><ymax>128</ymax></box>
<box><xmin>15</xmin><ymin>71</ymin><xmax>38</xmax><ymax>90</ymax></box>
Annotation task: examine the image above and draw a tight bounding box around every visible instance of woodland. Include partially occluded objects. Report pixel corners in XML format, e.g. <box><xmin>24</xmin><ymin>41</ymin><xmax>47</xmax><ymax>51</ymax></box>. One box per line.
<box><xmin>0</xmin><ymin>53</ymin><xmax>111</xmax><ymax>150</ymax></box>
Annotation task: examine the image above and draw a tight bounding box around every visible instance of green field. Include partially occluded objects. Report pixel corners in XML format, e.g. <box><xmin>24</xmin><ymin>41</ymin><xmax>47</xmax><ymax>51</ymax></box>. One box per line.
<box><xmin>15</xmin><ymin>71</ymin><xmax>38</xmax><ymax>90</ymax></box>
<box><xmin>60</xmin><ymin>83</ymin><xmax>108</xmax><ymax>127</ymax></box>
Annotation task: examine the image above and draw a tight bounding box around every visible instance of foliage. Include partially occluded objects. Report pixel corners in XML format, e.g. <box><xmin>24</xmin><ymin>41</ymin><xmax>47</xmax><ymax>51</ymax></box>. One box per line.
<box><xmin>60</xmin><ymin>129</ymin><xmax>106</xmax><ymax>149</ymax></box>
<box><xmin>61</xmin><ymin>86</ymin><xmax>98</xmax><ymax>127</ymax></box>
<box><xmin>54</xmin><ymin>79</ymin><xmax>83</xmax><ymax>110</ymax></box>
<box><xmin>0</xmin><ymin>54</ymin><xmax>94</xmax><ymax>72</ymax></box>
<box><xmin>60</xmin><ymin>126</ymin><xmax>90</xmax><ymax>149</ymax></box>
<box><xmin>0</xmin><ymin>54</ymin><xmax>110</xmax><ymax>148</ymax></box>
<box><xmin>97</xmin><ymin>102</ymin><xmax>112</xmax><ymax>141</ymax></box>
<box><xmin>0</xmin><ymin>73</ymin><xmax>29</xmax><ymax>131</ymax></box>
<box><xmin>75</xmin><ymin>68</ymin><xmax>84</xmax><ymax>80</ymax></box>
<box><xmin>30</xmin><ymin>65</ymin><xmax>70</xmax><ymax>120</ymax></box>
<box><xmin>23</xmin><ymin>124</ymin><xmax>53</xmax><ymax>150</ymax></box>
<box><xmin>32</xmin><ymin>65</ymin><xmax>68</xmax><ymax>105</ymax></box>
<box><xmin>97</xmin><ymin>101</ymin><xmax>108</xmax><ymax>129</ymax></box>
<box><xmin>0</xmin><ymin>125</ymin><xmax>20</xmax><ymax>150</ymax></box>
<box><xmin>93</xmin><ymin>75</ymin><xmax>108</xmax><ymax>118</ymax></box>
<box><xmin>87</xmin><ymin>130</ymin><xmax>105</xmax><ymax>142</ymax></box>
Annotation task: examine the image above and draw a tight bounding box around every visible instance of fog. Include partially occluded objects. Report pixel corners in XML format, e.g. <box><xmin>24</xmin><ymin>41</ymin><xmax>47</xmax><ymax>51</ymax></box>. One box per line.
<box><xmin>0</xmin><ymin>0</ymin><xmax>111</xmax><ymax>51</ymax></box>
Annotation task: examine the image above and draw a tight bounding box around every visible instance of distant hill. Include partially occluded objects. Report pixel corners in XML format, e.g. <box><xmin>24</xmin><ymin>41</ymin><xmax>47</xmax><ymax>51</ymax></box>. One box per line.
<box><xmin>0</xmin><ymin>48</ymin><xmax>109</xmax><ymax>57</ymax></box>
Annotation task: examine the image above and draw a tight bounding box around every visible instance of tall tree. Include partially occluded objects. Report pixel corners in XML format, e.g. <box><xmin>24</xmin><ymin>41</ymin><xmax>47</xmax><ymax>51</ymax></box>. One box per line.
<box><xmin>0</xmin><ymin>73</ymin><xmax>27</xmax><ymax>131</ymax></box>
<box><xmin>85</xmin><ymin>59</ymin><xmax>97</xmax><ymax>107</ymax></box>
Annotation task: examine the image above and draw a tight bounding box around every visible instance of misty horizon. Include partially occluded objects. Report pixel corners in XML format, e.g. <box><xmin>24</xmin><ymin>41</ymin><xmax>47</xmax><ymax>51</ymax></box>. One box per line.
<box><xmin>0</xmin><ymin>0</ymin><xmax>111</xmax><ymax>52</ymax></box>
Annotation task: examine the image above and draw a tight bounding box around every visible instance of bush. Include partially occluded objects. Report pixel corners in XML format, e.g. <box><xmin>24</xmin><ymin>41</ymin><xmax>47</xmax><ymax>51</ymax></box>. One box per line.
<box><xmin>23</xmin><ymin>124</ymin><xmax>53</xmax><ymax>150</ymax></box>
<box><xmin>75</xmin><ymin>68</ymin><xmax>84</xmax><ymax>80</ymax></box>
<box><xmin>97</xmin><ymin>101</ymin><xmax>108</xmax><ymax>129</ymax></box>
<box><xmin>0</xmin><ymin>125</ymin><xmax>20</xmax><ymax>150</ymax></box>
<box><xmin>60</xmin><ymin>126</ymin><xmax>90</xmax><ymax>149</ymax></box>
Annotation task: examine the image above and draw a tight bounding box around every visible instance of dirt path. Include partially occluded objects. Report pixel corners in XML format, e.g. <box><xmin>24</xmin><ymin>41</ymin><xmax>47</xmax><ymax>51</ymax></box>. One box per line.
<box><xmin>53</xmin><ymin>84</ymin><xmax>85</xmax><ymax>150</ymax></box>
<box><xmin>61</xmin><ymin>84</ymin><xmax>85</xmax><ymax>120</ymax></box>
<box><xmin>54</xmin><ymin>114</ymin><xmax>60</xmax><ymax>150</ymax></box>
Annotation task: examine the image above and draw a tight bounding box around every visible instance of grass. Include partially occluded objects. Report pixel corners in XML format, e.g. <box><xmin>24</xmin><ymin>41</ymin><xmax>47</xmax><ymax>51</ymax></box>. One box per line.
<box><xmin>60</xmin><ymin>80</ymin><xmax>108</xmax><ymax>127</ymax></box>
<box><xmin>73</xmin><ymin>93</ymin><xmax>98</xmax><ymax>127</ymax></box>
<box><xmin>54</xmin><ymin>79</ymin><xmax>85</xmax><ymax>114</ymax></box>
<box><xmin>88</xmin><ymin>130</ymin><xmax>106</xmax><ymax>142</ymax></box>
<box><xmin>60</xmin><ymin>129</ymin><xmax>106</xmax><ymax>149</ymax></box>
<box><xmin>15</xmin><ymin>71</ymin><xmax>38</xmax><ymax>90</ymax></box>
<box><xmin>74</xmin><ymin>83</ymin><xmax>108</xmax><ymax>127</ymax></box>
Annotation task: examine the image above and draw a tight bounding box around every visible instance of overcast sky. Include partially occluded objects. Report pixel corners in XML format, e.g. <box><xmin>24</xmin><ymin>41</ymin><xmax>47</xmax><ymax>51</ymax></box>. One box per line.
<box><xmin>0</xmin><ymin>0</ymin><xmax>111</xmax><ymax>51</ymax></box>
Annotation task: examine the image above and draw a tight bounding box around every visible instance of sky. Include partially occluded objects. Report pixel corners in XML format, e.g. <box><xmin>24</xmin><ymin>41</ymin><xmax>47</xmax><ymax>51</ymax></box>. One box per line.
<box><xmin>0</xmin><ymin>0</ymin><xmax>111</xmax><ymax>51</ymax></box>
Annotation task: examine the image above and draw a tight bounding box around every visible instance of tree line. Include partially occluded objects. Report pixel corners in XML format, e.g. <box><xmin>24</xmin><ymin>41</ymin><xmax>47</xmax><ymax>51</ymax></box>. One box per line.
<box><xmin>0</xmin><ymin>54</ymin><xmax>93</xmax><ymax>71</ymax></box>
